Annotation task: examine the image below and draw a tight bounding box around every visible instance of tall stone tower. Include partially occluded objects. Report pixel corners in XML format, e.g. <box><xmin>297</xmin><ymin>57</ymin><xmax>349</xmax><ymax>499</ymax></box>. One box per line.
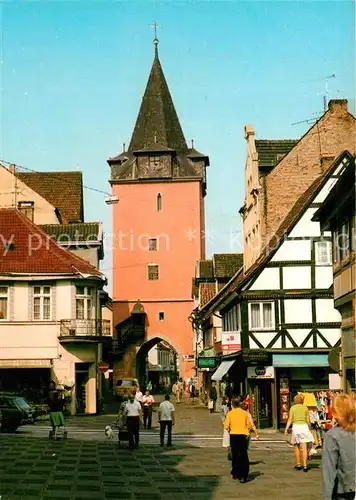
<box><xmin>108</xmin><ymin>37</ymin><xmax>209</xmax><ymax>385</ymax></box>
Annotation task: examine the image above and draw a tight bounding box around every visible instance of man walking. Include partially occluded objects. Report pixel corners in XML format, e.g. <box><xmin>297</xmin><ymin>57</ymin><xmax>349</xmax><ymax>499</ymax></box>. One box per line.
<box><xmin>209</xmin><ymin>382</ymin><xmax>218</xmax><ymax>414</ymax></box>
<box><xmin>158</xmin><ymin>394</ymin><xmax>175</xmax><ymax>447</ymax></box>
<box><xmin>142</xmin><ymin>390</ymin><xmax>155</xmax><ymax>429</ymax></box>
<box><xmin>126</xmin><ymin>392</ymin><xmax>142</xmax><ymax>449</ymax></box>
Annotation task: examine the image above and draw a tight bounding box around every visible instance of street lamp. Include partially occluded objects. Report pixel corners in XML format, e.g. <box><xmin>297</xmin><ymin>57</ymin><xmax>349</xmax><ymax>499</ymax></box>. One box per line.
<box><xmin>105</xmin><ymin>196</ymin><xmax>119</xmax><ymax>205</ymax></box>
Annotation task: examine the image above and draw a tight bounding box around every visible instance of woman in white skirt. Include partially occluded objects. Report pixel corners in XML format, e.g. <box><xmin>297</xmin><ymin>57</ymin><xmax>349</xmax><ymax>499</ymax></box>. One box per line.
<box><xmin>221</xmin><ymin>396</ymin><xmax>231</xmax><ymax>448</ymax></box>
<box><xmin>285</xmin><ymin>394</ymin><xmax>314</xmax><ymax>472</ymax></box>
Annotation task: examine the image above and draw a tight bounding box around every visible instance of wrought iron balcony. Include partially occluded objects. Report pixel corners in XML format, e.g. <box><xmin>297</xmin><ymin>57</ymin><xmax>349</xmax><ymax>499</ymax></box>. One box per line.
<box><xmin>60</xmin><ymin>319</ymin><xmax>111</xmax><ymax>338</ymax></box>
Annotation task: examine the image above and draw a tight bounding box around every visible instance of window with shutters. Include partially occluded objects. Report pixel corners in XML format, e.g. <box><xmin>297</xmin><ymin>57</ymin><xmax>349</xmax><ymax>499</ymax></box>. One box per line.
<box><xmin>33</xmin><ymin>286</ymin><xmax>51</xmax><ymax>320</ymax></box>
<box><xmin>248</xmin><ymin>302</ymin><xmax>275</xmax><ymax>330</ymax></box>
<box><xmin>76</xmin><ymin>286</ymin><xmax>93</xmax><ymax>319</ymax></box>
<box><xmin>0</xmin><ymin>287</ymin><xmax>8</xmax><ymax>320</ymax></box>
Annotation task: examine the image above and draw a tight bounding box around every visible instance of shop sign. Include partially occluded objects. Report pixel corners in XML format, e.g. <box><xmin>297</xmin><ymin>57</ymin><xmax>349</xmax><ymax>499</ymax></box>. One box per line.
<box><xmin>247</xmin><ymin>366</ymin><xmax>275</xmax><ymax>379</ymax></box>
<box><xmin>221</xmin><ymin>331</ymin><xmax>241</xmax><ymax>352</ymax></box>
<box><xmin>198</xmin><ymin>357</ymin><xmax>216</xmax><ymax>369</ymax></box>
<box><xmin>243</xmin><ymin>350</ymin><xmax>272</xmax><ymax>366</ymax></box>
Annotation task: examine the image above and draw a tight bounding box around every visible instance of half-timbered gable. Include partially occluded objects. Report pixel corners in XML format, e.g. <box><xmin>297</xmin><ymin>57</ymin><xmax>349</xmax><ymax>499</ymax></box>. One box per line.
<box><xmin>240</xmin><ymin>152</ymin><xmax>352</xmax><ymax>352</ymax></box>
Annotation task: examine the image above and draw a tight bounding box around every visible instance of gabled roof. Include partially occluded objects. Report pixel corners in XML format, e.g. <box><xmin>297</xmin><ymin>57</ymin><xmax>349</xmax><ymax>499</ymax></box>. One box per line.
<box><xmin>0</xmin><ymin>209</ymin><xmax>102</xmax><ymax>276</ymax></box>
<box><xmin>255</xmin><ymin>140</ymin><xmax>298</xmax><ymax>171</ymax></box>
<box><xmin>197</xmin><ymin>150</ymin><xmax>353</xmax><ymax>319</ymax></box>
<box><xmin>213</xmin><ymin>253</ymin><xmax>243</xmax><ymax>278</ymax></box>
<box><xmin>17</xmin><ymin>171</ymin><xmax>84</xmax><ymax>223</ymax></box>
<box><xmin>128</xmin><ymin>47</ymin><xmax>187</xmax><ymax>152</ymax></box>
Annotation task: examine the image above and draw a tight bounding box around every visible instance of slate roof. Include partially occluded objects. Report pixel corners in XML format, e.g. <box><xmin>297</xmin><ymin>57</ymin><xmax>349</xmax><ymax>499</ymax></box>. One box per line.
<box><xmin>213</xmin><ymin>253</ymin><xmax>243</xmax><ymax>278</ymax></box>
<box><xmin>200</xmin><ymin>283</ymin><xmax>216</xmax><ymax>306</ymax></box>
<box><xmin>40</xmin><ymin>223</ymin><xmax>102</xmax><ymax>243</ymax></box>
<box><xmin>197</xmin><ymin>260</ymin><xmax>214</xmax><ymax>279</ymax></box>
<box><xmin>128</xmin><ymin>48</ymin><xmax>187</xmax><ymax>152</ymax></box>
<box><xmin>0</xmin><ymin>209</ymin><xmax>102</xmax><ymax>276</ymax></box>
<box><xmin>17</xmin><ymin>171</ymin><xmax>84</xmax><ymax>222</ymax></box>
<box><xmin>255</xmin><ymin>140</ymin><xmax>298</xmax><ymax>171</ymax></box>
<box><xmin>196</xmin><ymin>150</ymin><xmax>353</xmax><ymax>320</ymax></box>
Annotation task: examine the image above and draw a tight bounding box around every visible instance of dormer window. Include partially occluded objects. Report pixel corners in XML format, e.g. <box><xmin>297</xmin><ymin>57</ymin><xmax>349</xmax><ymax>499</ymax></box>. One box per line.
<box><xmin>157</xmin><ymin>193</ymin><xmax>162</xmax><ymax>212</ymax></box>
<box><xmin>18</xmin><ymin>201</ymin><xmax>34</xmax><ymax>222</ymax></box>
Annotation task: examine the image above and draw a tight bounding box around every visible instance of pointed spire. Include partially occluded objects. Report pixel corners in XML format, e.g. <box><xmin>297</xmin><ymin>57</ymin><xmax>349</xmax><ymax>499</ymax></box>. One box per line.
<box><xmin>128</xmin><ymin>33</ymin><xmax>187</xmax><ymax>152</ymax></box>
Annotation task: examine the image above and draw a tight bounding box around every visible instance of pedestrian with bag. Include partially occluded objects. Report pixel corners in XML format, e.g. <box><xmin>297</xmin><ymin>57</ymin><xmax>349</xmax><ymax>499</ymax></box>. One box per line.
<box><xmin>224</xmin><ymin>398</ymin><xmax>259</xmax><ymax>482</ymax></box>
<box><xmin>322</xmin><ymin>393</ymin><xmax>355</xmax><ymax>500</ymax></box>
<box><xmin>158</xmin><ymin>394</ymin><xmax>175</xmax><ymax>447</ymax></box>
<box><xmin>126</xmin><ymin>392</ymin><xmax>142</xmax><ymax>449</ymax></box>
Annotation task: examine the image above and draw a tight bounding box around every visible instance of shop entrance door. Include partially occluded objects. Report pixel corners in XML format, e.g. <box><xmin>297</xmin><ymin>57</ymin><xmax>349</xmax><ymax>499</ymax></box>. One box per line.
<box><xmin>75</xmin><ymin>363</ymin><xmax>90</xmax><ymax>414</ymax></box>
<box><xmin>254</xmin><ymin>381</ymin><xmax>273</xmax><ymax>429</ymax></box>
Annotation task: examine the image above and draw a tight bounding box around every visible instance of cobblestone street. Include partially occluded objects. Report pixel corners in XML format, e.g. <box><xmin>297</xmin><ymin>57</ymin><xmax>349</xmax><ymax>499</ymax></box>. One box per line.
<box><xmin>0</xmin><ymin>402</ymin><xmax>323</xmax><ymax>500</ymax></box>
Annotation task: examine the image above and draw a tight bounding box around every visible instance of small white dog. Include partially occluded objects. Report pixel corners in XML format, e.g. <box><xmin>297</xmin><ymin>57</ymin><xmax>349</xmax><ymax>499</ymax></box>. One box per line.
<box><xmin>104</xmin><ymin>425</ymin><xmax>114</xmax><ymax>439</ymax></box>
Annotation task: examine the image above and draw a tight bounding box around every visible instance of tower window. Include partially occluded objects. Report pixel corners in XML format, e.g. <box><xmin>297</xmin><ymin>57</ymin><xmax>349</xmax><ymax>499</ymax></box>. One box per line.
<box><xmin>18</xmin><ymin>201</ymin><xmax>34</xmax><ymax>222</ymax></box>
<box><xmin>148</xmin><ymin>264</ymin><xmax>159</xmax><ymax>280</ymax></box>
<box><xmin>159</xmin><ymin>311</ymin><xmax>165</xmax><ymax>321</ymax></box>
<box><xmin>150</xmin><ymin>155</ymin><xmax>160</xmax><ymax>168</ymax></box>
<box><xmin>149</xmin><ymin>238</ymin><xmax>157</xmax><ymax>251</ymax></box>
<box><xmin>157</xmin><ymin>193</ymin><xmax>162</xmax><ymax>212</ymax></box>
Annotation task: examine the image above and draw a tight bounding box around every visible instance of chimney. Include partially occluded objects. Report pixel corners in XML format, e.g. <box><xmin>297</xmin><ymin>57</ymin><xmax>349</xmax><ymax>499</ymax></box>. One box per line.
<box><xmin>244</xmin><ymin>125</ymin><xmax>255</xmax><ymax>139</ymax></box>
<box><xmin>9</xmin><ymin>164</ymin><xmax>16</xmax><ymax>174</ymax></box>
<box><xmin>328</xmin><ymin>99</ymin><xmax>348</xmax><ymax>114</ymax></box>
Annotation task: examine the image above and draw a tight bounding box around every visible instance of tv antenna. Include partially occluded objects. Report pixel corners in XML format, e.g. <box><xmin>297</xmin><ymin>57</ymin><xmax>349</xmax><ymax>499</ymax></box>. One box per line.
<box><xmin>322</xmin><ymin>74</ymin><xmax>336</xmax><ymax>111</ymax></box>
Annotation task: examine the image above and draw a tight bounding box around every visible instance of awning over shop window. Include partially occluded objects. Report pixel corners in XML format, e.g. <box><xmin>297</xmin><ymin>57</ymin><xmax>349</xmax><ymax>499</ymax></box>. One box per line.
<box><xmin>211</xmin><ymin>360</ymin><xmax>235</xmax><ymax>381</ymax></box>
<box><xmin>272</xmin><ymin>354</ymin><xmax>329</xmax><ymax>368</ymax></box>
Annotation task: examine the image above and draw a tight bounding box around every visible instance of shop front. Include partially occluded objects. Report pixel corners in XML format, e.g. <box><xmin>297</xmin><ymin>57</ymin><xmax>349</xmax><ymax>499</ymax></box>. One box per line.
<box><xmin>244</xmin><ymin>351</ymin><xmax>336</xmax><ymax>429</ymax></box>
<box><xmin>197</xmin><ymin>356</ymin><xmax>218</xmax><ymax>395</ymax></box>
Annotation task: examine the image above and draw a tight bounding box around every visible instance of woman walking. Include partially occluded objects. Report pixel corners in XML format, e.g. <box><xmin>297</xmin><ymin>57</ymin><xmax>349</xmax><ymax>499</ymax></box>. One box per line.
<box><xmin>224</xmin><ymin>398</ymin><xmax>259</xmax><ymax>483</ymax></box>
<box><xmin>284</xmin><ymin>394</ymin><xmax>314</xmax><ymax>472</ymax></box>
<box><xmin>221</xmin><ymin>396</ymin><xmax>231</xmax><ymax>448</ymax></box>
<box><xmin>322</xmin><ymin>394</ymin><xmax>355</xmax><ymax>500</ymax></box>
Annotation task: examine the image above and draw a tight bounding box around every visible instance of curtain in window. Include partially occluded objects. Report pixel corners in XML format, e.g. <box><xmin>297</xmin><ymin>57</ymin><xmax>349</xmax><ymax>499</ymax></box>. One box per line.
<box><xmin>263</xmin><ymin>303</ymin><xmax>273</xmax><ymax>328</ymax></box>
<box><xmin>250</xmin><ymin>303</ymin><xmax>260</xmax><ymax>328</ymax></box>
<box><xmin>76</xmin><ymin>299</ymin><xmax>85</xmax><ymax>320</ymax></box>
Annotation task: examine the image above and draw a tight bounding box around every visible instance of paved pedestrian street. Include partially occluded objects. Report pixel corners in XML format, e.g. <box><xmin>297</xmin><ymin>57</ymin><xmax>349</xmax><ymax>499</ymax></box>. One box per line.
<box><xmin>0</xmin><ymin>402</ymin><xmax>323</xmax><ymax>499</ymax></box>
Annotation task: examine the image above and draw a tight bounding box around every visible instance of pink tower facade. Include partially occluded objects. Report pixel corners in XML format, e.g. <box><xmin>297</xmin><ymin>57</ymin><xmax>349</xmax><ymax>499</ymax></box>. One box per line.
<box><xmin>108</xmin><ymin>40</ymin><xmax>209</xmax><ymax>383</ymax></box>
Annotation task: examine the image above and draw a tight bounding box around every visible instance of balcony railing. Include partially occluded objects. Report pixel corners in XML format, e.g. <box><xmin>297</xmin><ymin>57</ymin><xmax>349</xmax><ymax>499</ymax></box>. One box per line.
<box><xmin>60</xmin><ymin>319</ymin><xmax>111</xmax><ymax>337</ymax></box>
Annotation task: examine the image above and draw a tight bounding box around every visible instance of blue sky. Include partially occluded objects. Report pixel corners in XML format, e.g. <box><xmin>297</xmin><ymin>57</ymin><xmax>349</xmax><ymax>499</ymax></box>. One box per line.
<box><xmin>1</xmin><ymin>1</ymin><xmax>354</xmax><ymax>291</ymax></box>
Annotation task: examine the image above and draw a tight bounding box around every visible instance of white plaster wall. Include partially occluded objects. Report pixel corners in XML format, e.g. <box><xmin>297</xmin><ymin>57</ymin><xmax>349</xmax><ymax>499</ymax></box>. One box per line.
<box><xmin>272</xmin><ymin>240</ymin><xmax>311</xmax><ymax>262</ymax></box>
<box><xmin>283</xmin><ymin>266</ymin><xmax>311</xmax><ymax>289</ymax></box>
<box><xmin>148</xmin><ymin>345</ymin><xmax>158</xmax><ymax>365</ymax></box>
<box><xmin>0</xmin><ymin>323</ymin><xmax>59</xmax><ymax>359</ymax></box>
<box><xmin>56</xmin><ymin>281</ymin><xmax>73</xmax><ymax>320</ymax></box>
<box><xmin>314</xmin><ymin>178</ymin><xmax>338</xmax><ymax>203</ymax></box>
<box><xmin>289</xmin><ymin>208</ymin><xmax>320</xmax><ymax>238</ymax></box>
<box><xmin>318</xmin><ymin>328</ymin><xmax>341</xmax><ymax>347</ymax></box>
<box><xmin>315</xmin><ymin>266</ymin><xmax>333</xmax><ymax>289</ymax></box>
<box><xmin>284</xmin><ymin>299</ymin><xmax>312</xmax><ymax>323</ymax></box>
<box><xmin>315</xmin><ymin>299</ymin><xmax>342</xmax><ymax>323</ymax></box>
<box><xmin>250</xmin><ymin>267</ymin><xmax>280</xmax><ymax>290</ymax></box>
<box><xmin>286</xmin><ymin>328</ymin><xmax>311</xmax><ymax>346</ymax></box>
<box><xmin>0</xmin><ymin>165</ymin><xmax>59</xmax><ymax>224</ymax></box>
<box><xmin>253</xmin><ymin>331</ymin><xmax>278</xmax><ymax>348</ymax></box>
<box><xmin>13</xmin><ymin>283</ymin><xmax>29</xmax><ymax>321</ymax></box>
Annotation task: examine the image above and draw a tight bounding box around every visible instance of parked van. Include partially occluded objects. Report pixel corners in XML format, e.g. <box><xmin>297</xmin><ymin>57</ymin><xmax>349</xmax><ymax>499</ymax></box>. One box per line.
<box><xmin>114</xmin><ymin>378</ymin><xmax>139</xmax><ymax>401</ymax></box>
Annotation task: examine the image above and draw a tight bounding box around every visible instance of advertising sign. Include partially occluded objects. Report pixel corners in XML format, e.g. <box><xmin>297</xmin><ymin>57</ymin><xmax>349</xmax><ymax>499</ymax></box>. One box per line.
<box><xmin>243</xmin><ymin>350</ymin><xmax>272</xmax><ymax>366</ymax></box>
<box><xmin>247</xmin><ymin>366</ymin><xmax>275</xmax><ymax>379</ymax></box>
<box><xmin>198</xmin><ymin>357</ymin><xmax>216</xmax><ymax>369</ymax></box>
<box><xmin>221</xmin><ymin>331</ymin><xmax>241</xmax><ymax>352</ymax></box>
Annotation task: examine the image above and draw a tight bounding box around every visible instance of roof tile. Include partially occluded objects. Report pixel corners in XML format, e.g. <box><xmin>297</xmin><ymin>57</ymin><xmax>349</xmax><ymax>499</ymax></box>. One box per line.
<box><xmin>17</xmin><ymin>171</ymin><xmax>83</xmax><ymax>222</ymax></box>
<box><xmin>0</xmin><ymin>209</ymin><xmax>102</xmax><ymax>276</ymax></box>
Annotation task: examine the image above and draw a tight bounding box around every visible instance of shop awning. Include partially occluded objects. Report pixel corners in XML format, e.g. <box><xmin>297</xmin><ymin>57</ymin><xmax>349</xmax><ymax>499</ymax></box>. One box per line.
<box><xmin>272</xmin><ymin>354</ymin><xmax>329</xmax><ymax>368</ymax></box>
<box><xmin>211</xmin><ymin>360</ymin><xmax>235</xmax><ymax>381</ymax></box>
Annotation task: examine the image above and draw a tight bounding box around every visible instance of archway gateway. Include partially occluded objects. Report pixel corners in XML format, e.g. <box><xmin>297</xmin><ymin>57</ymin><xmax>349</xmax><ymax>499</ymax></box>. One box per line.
<box><xmin>136</xmin><ymin>337</ymin><xmax>179</xmax><ymax>392</ymax></box>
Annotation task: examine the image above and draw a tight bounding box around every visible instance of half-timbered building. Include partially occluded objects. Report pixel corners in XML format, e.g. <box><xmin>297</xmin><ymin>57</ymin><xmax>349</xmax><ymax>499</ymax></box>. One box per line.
<box><xmin>215</xmin><ymin>151</ymin><xmax>353</xmax><ymax>428</ymax></box>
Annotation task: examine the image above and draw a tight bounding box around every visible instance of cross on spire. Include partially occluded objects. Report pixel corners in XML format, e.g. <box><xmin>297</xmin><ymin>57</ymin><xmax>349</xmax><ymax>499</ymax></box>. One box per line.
<box><xmin>150</xmin><ymin>22</ymin><xmax>159</xmax><ymax>54</ymax></box>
